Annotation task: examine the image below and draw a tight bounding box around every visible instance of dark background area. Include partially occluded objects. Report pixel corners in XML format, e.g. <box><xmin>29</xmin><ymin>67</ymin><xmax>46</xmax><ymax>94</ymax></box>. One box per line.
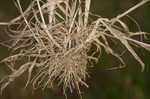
<box><xmin>0</xmin><ymin>0</ymin><xmax>150</xmax><ymax>99</ymax></box>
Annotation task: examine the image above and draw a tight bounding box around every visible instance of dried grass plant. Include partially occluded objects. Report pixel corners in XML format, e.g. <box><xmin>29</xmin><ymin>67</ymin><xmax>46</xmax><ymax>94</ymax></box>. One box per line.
<box><xmin>0</xmin><ymin>0</ymin><xmax>150</xmax><ymax>96</ymax></box>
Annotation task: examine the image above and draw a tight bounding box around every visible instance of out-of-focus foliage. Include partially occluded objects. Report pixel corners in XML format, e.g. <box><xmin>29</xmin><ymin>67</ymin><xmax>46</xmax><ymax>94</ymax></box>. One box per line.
<box><xmin>0</xmin><ymin>0</ymin><xmax>150</xmax><ymax>99</ymax></box>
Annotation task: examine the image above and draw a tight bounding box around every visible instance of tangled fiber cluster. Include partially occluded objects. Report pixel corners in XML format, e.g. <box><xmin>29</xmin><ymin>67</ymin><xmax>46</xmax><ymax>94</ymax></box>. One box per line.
<box><xmin>0</xmin><ymin>0</ymin><xmax>150</xmax><ymax>95</ymax></box>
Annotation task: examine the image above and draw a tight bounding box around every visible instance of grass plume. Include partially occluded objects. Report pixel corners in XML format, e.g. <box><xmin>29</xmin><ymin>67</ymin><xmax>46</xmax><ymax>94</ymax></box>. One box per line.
<box><xmin>0</xmin><ymin>0</ymin><xmax>150</xmax><ymax>96</ymax></box>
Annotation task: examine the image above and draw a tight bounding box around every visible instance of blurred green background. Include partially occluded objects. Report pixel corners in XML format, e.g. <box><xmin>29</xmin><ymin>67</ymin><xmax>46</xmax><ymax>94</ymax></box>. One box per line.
<box><xmin>0</xmin><ymin>0</ymin><xmax>150</xmax><ymax>99</ymax></box>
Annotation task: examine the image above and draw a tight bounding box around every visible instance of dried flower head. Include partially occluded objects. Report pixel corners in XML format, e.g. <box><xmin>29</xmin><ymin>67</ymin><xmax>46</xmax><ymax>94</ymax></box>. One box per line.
<box><xmin>0</xmin><ymin>0</ymin><xmax>150</xmax><ymax>96</ymax></box>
